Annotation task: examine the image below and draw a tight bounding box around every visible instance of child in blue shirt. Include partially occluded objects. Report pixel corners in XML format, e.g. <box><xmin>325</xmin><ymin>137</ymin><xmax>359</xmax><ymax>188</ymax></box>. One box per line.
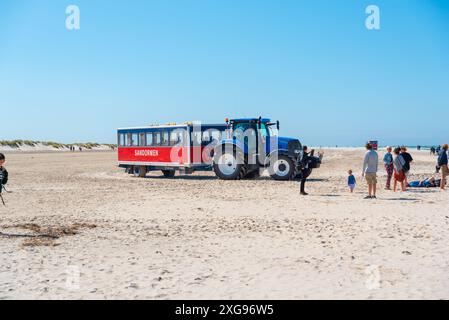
<box><xmin>348</xmin><ymin>169</ymin><xmax>356</xmax><ymax>193</ymax></box>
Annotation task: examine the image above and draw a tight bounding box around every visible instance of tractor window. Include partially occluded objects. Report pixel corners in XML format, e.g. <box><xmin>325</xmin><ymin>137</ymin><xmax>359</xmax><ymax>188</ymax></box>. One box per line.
<box><xmin>126</xmin><ymin>133</ymin><xmax>132</xmax><ymax>146</ymax></box>
<box><xmin>146</xmin><ymin>132</ymin><xmax>153</xmax><ymax>146</ymax></box>
<box><xmin>268</xmin><ymin>125</ymin><xmax>278</xmax><ymax>137</ymax></box>
<box><xmin>259</xmin><ymin>123</ymin><xmax>268</xmax><ymax>138</ymax></box>
<box><xmin>233</xmin><ymin>123</ymin><xmax>256</xmax><ymax>141</ymax></box>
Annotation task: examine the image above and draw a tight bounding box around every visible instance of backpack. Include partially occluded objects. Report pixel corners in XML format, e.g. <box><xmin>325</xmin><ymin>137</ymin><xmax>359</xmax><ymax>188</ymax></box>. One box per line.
<box><xmin>401</xmin><ymin>154</ymin><xmax>410</xmax><ymax>172</ymax></box>
<box><xmin>0</xmin><ymin>167</ymin><xmax>8</xmax><ymax>186</ymax></box>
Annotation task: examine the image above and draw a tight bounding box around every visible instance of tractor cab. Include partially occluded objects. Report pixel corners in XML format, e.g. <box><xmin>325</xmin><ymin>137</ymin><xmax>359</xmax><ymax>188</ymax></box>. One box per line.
<box><xmin>225</xmin><ymin>117</ymin><xmax>280</xmax><ymax>155</ymax></box>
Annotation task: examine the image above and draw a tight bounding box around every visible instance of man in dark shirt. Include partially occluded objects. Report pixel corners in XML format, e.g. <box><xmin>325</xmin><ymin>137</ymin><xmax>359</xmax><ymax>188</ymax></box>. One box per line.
<box><xmin>0</xmin><ymin>153</ymin><xmax>8</xmax><ymax>205</ymax></box>
<box><xmin>400</xmin><ymin>147</ymin><xmax>413</xmax><ymax>185</ymax></box>
<box><xmin>438</xmin><ymin>144</ymin><xmax>448</xmax><ymax>190</ymax></box>
<box><xmin>299</xmin><ymin>146</ymin><xmax>312</xmax><ymax>196</ymax></box>
<box><xmin>0</xmin><ymin>153</ymin><xmax>7</xmax><ymax>185</ymax></box>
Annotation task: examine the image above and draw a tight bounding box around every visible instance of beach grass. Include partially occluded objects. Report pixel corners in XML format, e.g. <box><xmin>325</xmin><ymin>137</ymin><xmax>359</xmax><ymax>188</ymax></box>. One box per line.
<box><xmin>0</xmin><ymin>140</ymin><xmax>116</xmax><ymax>149</ymax></box>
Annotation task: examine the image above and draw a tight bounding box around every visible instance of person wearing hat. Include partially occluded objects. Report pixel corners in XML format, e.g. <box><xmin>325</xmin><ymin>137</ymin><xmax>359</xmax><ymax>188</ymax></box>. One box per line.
<box><xmin>438</xmin><ymin>144</ymin><xmax>448</xmax><ymax>190</ymax></box>
<box><xmin>362</xmin><ymin>142</ymin><xmax>379</xmax><ymax>199</ymax></box>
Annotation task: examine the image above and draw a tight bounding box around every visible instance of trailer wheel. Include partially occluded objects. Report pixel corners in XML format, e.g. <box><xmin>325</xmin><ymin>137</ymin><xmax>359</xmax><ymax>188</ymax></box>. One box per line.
<box><xmin>213</xmin><ymin>148</ymin><xmax>246</xmax><ymax>180</ymax></box>
<box><xmin>133</xmin><ymin>166</ymin><xmax>147</xmax><ymax>178</ymax></box>
<box><xmin>162</xmin><ymin>170</ymin><xmax>175</xmax><ymax>178</ymax></box>
<box><xmin>269</xmin><ymin>155</ymin><xmax>295</xmax><ymax>180</ymax></box>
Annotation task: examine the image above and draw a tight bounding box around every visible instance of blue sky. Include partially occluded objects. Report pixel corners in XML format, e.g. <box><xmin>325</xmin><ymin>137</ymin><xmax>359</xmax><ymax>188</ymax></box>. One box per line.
<box><xmin>0</xmin><ymin>0</ymin><xmax>448</xmax><ymax>146</ymax></box>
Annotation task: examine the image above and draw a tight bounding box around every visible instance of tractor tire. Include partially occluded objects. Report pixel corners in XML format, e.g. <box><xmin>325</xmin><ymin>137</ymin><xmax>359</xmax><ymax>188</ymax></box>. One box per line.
<box><xmin>162</xmin><ymin>170</ymin><xmax>176</xmax><ymax>178</ymax></box>
<box><xmin>268</xmin><ymin>155</ymin><xmax>295</xmax><ymax>181</ymax></box>
<box><xmin>213</xmin><ymin>148</ymin><xmax>247</xmax><ymax>180</ymax></box>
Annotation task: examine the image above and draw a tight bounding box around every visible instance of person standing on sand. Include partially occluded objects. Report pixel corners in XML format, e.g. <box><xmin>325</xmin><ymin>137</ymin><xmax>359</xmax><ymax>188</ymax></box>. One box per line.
<box><xmin>393</xmin><ymin>147</ymin><xmax>406</xmax><ymax>192</ymax></box>
<box><xmin>0</xmin><ymin>153</ymin><xmax>8</xmax><ymax>205</ymax></box>
<box><xmin>383</xmin><ymin>146</ymin><xmax>394</xmax><ymax>190</ymax></box>
<box><xmin>299</xmin><ymin>146</ymin><xmax>312</xmax><ymax>196</ymax></box>
<box><xmin>437</xmin><ymin>144</ymin><xmax>448</xmax><ymax>190</ymax></box>
<box><xmin>400</xmin><ymin>147</ymin><xmax>413</xmax><ymax>186</ymax></box>
<box><xmin>0</xmin><ymin>153</ymin><xmax>7</xmax><ymax>184</ymax></box>
<box><xmin>362</xmin><ymin>143</ymin><xmax>378</xmax><ymax>199</ymax></box>
<box><xmin>347</xmin><ymin>170</ymin><xmax>356</xmax><ymax>193</ymax></box>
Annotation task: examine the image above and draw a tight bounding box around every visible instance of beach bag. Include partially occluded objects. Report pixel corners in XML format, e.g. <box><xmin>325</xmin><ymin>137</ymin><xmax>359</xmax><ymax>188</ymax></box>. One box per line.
<box><xmin>401</xmin><ymin>154</ymin><xmax>410</xmax><ymax>172</ymax></box>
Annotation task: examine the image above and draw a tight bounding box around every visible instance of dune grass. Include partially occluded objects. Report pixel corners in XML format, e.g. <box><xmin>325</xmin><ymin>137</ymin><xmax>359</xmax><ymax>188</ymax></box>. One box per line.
<box><xmin>0</xmin><ymin>140</ymin><xmax>116</xmax><ymax>149</ymax></box>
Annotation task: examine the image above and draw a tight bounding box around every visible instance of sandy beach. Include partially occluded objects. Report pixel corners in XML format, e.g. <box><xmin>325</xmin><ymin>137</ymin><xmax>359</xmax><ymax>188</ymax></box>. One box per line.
<box><xmin>1</xmin><ymin>148</ymin><xmax>448</xmax><ymax>300</ymax></box>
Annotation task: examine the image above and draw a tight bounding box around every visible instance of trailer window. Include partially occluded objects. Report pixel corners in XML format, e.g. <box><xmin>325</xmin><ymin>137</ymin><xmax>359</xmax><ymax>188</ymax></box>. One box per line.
<box><xmin>170</xmin><ymin>130</ymin><xmax>184</xmax><ymax>146</ymax></box>
<box><xmin>118</xmin><ymin>134</ymin><xmax>125</xmax><ymax>146</ymax></box>
<box><xmin>202</xmin><ymin>131</ymin><xmax>211</xmax><ymax>143</ymax></box>
<box><xmin>126</xmin><ymin>133</ymin><xmax>132</xmax><ymax>146</ymax></box>
<box><xmin>211</xmin><ymin>130</ymin><xmax>221</xmax><ymax>141</ymax></box>
<box><xmin>192</xmin><ymin>131</ymin><xmax>202</xmax><ymax>146</ymax></box>
<box><xmin>161</xmin><ymin>131</ymin><xmax>169</xmax><ymax>146</ymax></box>
<box><xmin>131</xmin><ymin>133</ymin><xmax>139</xmax><ymax>146</ymax></box>
<box><xmin>139</xmin><ymin>133</ymin><xmax>146</xmax><ymax>146</ymax></box>
<box><xmin>146</xmin><ymin>133</ymin><xmax>153</xmax><ymax>146</ymax></box>
<box><xmin>152</xmin><ymin>132</ymin><xmax>161</xmax><ymax>145</ymax></box>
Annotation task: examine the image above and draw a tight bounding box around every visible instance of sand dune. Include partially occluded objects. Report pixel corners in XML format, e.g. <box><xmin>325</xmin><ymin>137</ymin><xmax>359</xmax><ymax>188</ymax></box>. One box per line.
<box><xmin>0</xmin><ymin>149</ymin><xmax>448</xmax><ymax>299</ymax></box>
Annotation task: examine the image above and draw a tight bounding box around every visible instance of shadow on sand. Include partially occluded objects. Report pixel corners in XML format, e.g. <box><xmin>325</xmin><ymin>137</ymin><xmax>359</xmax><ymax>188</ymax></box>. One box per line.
<box><xmin>382</xmin><ymin>197</ymin><xmax>420</xmax><ymax>201</ymax></box>
<box><xmin>406</xmin><ymin>189</ymin><xmax>439</xmax><ymax>194</ymax></box>
<box><xmin>143</xmin><ymin>175</ymin><xmax>218</xmax><ymax>181</ymax></box>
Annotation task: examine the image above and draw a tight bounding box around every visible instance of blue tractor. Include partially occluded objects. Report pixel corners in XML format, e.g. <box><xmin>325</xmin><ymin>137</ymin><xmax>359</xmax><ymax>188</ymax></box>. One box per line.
<box><xmin>212</xmin><ymin>117</ymin><xmax>321</xmax><ymax>180</ymax></box>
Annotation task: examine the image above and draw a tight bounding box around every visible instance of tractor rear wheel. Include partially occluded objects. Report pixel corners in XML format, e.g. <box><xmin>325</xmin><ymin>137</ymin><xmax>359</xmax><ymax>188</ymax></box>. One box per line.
<box><xmin>213</xmin><ymin>149</ymin><xmax>247</xmax><ymax>180</ymax></box>
<box><xmin>162</xmin><ymin>170</ymin><xmax>175</xmax><ymax>178</ymax></box>
<box><xmin>269</xmin><ymin>155</ymin><xmax>295</xmax><ymax>180</ymax></box>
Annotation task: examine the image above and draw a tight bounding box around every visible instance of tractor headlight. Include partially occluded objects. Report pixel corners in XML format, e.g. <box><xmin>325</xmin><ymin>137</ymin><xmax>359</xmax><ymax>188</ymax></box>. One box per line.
<box><xmin>294</xmin><ymin>149</ymin><xmax>301</xmax><ymax>154</ymax></box>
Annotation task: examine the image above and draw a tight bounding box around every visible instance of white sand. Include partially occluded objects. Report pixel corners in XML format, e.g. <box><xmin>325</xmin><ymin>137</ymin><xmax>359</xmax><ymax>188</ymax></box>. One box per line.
<box><xmin>0</xmin><ymin>149</ymin><xmax>448</xmax><ymax>299</ymax></box>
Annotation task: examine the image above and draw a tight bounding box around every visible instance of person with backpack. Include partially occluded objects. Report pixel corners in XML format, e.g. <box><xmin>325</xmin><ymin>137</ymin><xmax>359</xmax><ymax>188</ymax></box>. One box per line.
<box><xmin>438</xmin><ymin>144</ymin><xmax>448</xmax><ymax>190</ymax></box>
<box><xmin>393</xmin><ymin>147</ymin><xmax>407</xmax><ymax>192</ymax></box>
<box><xmin>400</xmin><ymin>147</ymin><xmax>413</xmax><ymax>186</ymax></box>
